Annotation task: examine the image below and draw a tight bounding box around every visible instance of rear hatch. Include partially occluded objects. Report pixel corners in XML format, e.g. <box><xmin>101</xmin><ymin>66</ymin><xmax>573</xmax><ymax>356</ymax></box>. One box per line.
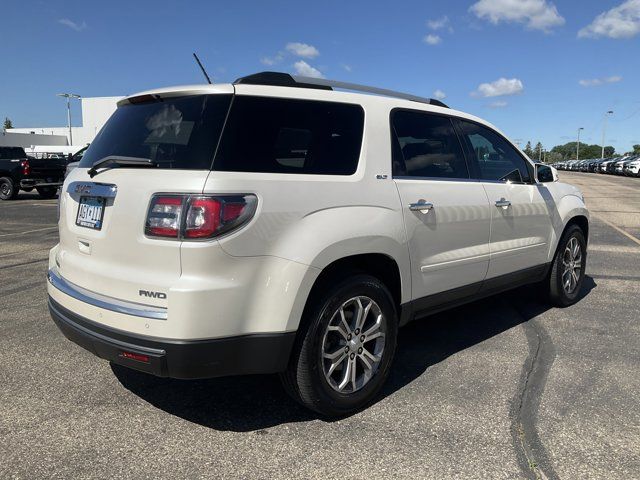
<box><xmin>56</xmin><ymin>86</ymin><xmax>233</xmax><ymax>307</ymax></box>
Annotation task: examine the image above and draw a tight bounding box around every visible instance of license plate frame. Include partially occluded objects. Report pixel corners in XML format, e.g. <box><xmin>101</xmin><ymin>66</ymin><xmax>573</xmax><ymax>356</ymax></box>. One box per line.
<box><xmin>75</xmin><ymin>196</ymin><xmax>106</xmax><ymax>230</ymax></box>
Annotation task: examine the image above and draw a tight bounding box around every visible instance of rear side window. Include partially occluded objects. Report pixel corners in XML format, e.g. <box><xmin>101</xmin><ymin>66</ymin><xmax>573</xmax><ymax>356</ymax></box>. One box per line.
<box><xmin>391</xmin><ymin>110</ymin><xmax>469</xmax><ymax>179</ymax></box>
<box><xmin>213</xmin><ymin>96</ymin><xmax>364</xmax><ymax>175</ymax></box>
<box><xmin>79</xmin><ymin>95</ymin><xmax>232</xmax><ymax>170</ymax></box>
<box><xmin>457</xmin><ymin>120</ymin><xmax>531</xmax><ymax>183</ymax></box>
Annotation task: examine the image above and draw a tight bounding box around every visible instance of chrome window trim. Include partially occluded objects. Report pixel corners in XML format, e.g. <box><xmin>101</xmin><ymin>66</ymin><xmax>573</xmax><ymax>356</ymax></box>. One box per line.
<box><xmin>47</xmin><ymin>268</ymin><xmax>167</xmax><ymax>320</ymax></box>
<box><xmin>392</xmin><ymin>175</ymin><xmax>528</xmax><ymax>185</ymax></box>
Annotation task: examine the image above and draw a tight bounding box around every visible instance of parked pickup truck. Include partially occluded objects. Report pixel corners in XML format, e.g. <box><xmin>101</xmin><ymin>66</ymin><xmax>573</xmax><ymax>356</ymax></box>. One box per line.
<box><xmin>0</xmin><ymin>146</ymin><xmax>66</xmax><ymax>200</ymax></box>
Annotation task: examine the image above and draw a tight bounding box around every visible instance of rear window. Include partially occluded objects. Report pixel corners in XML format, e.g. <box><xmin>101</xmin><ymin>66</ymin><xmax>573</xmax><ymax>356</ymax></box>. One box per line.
<box><xmin>0</xmin><ymin>147</ymin><xmax>26</xmax><ymax>159</ymax></box>
<box><xmin>79</xmin><ymin>95</ymin><xmax>232</xmax><ymax>170</ymax></box>
<box><xmin>213</xmin><ymin>96</ymin><xmax>364</xmax><ymax>175</ymax></box>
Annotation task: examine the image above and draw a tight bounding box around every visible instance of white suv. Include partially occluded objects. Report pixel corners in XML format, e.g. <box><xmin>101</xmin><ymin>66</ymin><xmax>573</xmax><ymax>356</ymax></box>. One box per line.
<box><xmin>48</xmin><ymin>72</ymin><xmax>589</xmax><ymax>416</ymax></box>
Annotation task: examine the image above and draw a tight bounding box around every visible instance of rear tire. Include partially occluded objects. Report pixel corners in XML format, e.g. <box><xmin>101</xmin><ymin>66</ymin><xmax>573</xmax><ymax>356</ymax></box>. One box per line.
<box><xmin>0</xmin><ymin>177</ymin><xmax>19</xmax><ymax>200</ymax></box>
<box><xmin>544</xmin><ymin>224</ymin><xmax>587</xmax><ymax>307</ymax></box>
<box><xmin>36</xmin><ymin>187</ymin><xmax>57</xmax><ymax>199</ymax></box>
<box><xmin>281</xmin><ymin>274</ymin><xmax>398</xmax><ymax>417</ymax></box>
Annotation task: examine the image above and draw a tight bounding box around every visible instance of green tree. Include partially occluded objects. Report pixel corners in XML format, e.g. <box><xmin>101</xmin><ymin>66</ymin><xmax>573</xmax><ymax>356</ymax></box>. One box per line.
<box><xmin>546</xmin><ymin>151</ymin><xmax>563</xmax><ymax>163</ymax></box>
<box><xmin>534</xmin><ymin>142</ymin><xmax>543</xmax><ymax>161</ymax></box>
<box><xmin>523</xmin><ymin>141</ymin><xmax>534</xmax><ymax>158</ymax></box>
<box><xmin>550</xmin><ymin>141</ymin><xmax>615</xmax><ymax>160</ymax></box>
<box><xmin>3</xmin><ymin>117</ymin><xmax>12</xmax><ymax>130</ymax></box>
<box><xmin>633</xmin><ymin>144</ymin><xmax>640</xmax><ymax>154</ymax></box>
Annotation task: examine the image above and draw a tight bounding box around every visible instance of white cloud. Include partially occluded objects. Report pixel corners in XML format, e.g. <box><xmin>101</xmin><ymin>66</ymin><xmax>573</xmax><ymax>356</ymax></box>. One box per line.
<box><xmin>488</xmin><ymin>100</ymin><xmax>508</xmax><ymax>108</ymax></box>
<box><xmin>342</xmin><ymin>64</ymin><xmax>353</xmax><ymax>72</ymax></box>
<box><xmin>578</xmin><ymin>0</ymin><xmax>640</xmax><ymax>39</ymax></box>
<box><xmin>285</xmin><ymin>42</ymin><xmax>320</xmax><ymax>58</ymax></box>
<box><xmin>473</xmin><ymin>77</ymin><xmax>524</xmax><ymax>97</ymax></box>
<box><xmin>470</xmin><ymin>0</ymin><xmax>565</xmax><ymax>32</ymax></box>
<box><xmin>427</xmin><ymin>16</ymin><xmax>453</xmax><ymax>32</ymax></box>
<box><xmin>423</xmin><ymin>34</ymin><xmax>442</xmax><ymax>45</ymax></box>
<box><xmin>260</xmin><ymin>52</ymin><xmax>284</xmax><ymax>66</ymax></box>
<box><xmin>578</xmin><ymin>75</ymin><xmax>623</xmax><ymax>87</ymax></box>
<box><xmin>293</xmin><ymin>60</ymin><xmax>324</xmax><ymax>78</ymax></box>
<box><xmin>433</xmin><ymin>89</ymin><xmax>446</xmax><ymax>100</ymax></box>
<box><xmin>58</xmin><ymin>18</ymin><xmax>87</xmax><ymax>31</ymax></box>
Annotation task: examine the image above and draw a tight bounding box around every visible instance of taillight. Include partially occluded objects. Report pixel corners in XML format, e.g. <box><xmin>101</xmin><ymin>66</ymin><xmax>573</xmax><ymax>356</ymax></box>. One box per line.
<box><xmin>145</xmin><ymin>196</ymin><xmax>184</xmax><ymax>238</ymax></box>
<box><xmin>145</xmin><ymin>194</ymin><xmax>257</xmax><ymax>240</ymax></box>
<box><xmin>20</xmin><ymin>159</ymin><xmax>30</xmax><ymax>176</ymax></box>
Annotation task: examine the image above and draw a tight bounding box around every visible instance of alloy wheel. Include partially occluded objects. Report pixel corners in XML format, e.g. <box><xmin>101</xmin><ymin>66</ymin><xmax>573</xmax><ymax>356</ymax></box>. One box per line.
<box><xmin>562</xmin><ymin>236</ymin><xmax>583</xmax><ymax>294</ymax></box>
<box><xmin>321</xmin><ymin>296</ymin><xmax>386</xmax><ymax>394</ymax></box>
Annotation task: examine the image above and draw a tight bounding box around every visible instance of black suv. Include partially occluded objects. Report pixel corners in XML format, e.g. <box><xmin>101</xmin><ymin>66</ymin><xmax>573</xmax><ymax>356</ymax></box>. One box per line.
<box><xmin>0</xmin><ymin>146</ymin><xmax>67</xmax><ymax>200</ymax></box>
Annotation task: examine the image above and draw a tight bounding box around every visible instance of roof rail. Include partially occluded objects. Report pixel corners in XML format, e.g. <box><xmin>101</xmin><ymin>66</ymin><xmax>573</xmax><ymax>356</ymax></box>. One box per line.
<box><xmin>234</xmin><ymin>72</ymin><xmax>449</xmax><ymax>108</ymax></box>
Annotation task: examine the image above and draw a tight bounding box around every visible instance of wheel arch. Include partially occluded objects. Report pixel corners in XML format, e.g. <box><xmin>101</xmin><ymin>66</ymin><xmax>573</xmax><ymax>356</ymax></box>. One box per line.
<box><xmin>566</xmin><ymin>214</ymin><xmax>589</xmax><ymax>242</ymax></box>
<box><xmin>287</xmin><ymin>252</ymin><xmax>406</xmax><ymax>342</ymax></box>
<box><xmin>307</xmin><ymin>253</ymin><xmax>403</xmax><ymax>310</ymax></box>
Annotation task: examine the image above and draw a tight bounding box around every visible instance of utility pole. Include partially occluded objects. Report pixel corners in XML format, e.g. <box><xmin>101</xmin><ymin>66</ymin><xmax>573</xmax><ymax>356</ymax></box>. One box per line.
<box><xmin>576</xmin><ymin>127</ymin><xmax>584</xmax><ymax>160</ymax></box>
<box><xmin>56</xmin><ymin>93</ymin><xmax>81</xmax><ymax>145</ymax></box>
<box><xmin>601</xmin><ymin>110</ymin><xmax>613</xmax><ymax>159</ymax></box>
<box><xmin>538</xmin><ymin>143</ymin><xmax>543</xmax><ymax>162</ymax></box>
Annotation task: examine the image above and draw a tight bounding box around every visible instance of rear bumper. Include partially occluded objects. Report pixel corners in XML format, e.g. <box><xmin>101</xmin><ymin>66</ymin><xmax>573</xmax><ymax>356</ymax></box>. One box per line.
<box><xmin>49</xmin><ymin>297</ymin><xmax>296</xmax><ymax>379</ymax></box>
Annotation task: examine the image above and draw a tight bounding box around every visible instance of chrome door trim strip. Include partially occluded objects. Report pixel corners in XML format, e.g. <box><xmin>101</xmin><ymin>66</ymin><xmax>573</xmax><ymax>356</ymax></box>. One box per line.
<box><xmin>489</xmin><ymin>242</ymin><xmax>547</xmax><ymax>258</ymax></box>
<box><xmin>420</xmin><ymin>253</ymin><xmax>490</xmax><ymax>272</ymax></box>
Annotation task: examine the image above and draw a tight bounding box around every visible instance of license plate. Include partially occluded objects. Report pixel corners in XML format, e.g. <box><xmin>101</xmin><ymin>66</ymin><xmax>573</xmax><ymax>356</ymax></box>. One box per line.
<box><xmin>76</xmin><ymin>196</ymin><xmax>105</xmax><ymax>230</ymax></box>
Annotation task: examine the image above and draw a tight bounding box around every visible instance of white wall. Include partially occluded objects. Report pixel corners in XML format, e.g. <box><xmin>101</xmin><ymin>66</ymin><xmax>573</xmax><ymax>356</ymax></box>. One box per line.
<box><xmin>7</xmin><ymin>95</ymin><xmax>123</xmax><ymax>148</ymax></box>
<box><xmin>0</xmin><ymin>131</ymin><xmax>68</xmax><ymax>148</ymax></box>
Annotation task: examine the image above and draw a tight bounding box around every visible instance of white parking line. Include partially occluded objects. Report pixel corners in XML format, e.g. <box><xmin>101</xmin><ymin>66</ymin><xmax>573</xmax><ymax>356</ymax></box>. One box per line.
<box><xmin>593</xmin><ymin>214</ymin><xmax>640</xmax><ymax>247</ymax></box>
<box><xmin>0</xmin><ymin>226</ymin><xmax>58</xmax><ymax>237</ymax></box>
<box><xmin>0</xmin><ymin>247</ymin><xmax>51</xmax><ymax>259</ymax></box>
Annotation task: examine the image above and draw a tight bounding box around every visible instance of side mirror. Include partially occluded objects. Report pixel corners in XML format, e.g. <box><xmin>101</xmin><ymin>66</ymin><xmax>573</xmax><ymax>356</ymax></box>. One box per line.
<box><xmin>536</xmin><ymin>164</ymin><xmax>557</xmax><ymax>183</ymax></box>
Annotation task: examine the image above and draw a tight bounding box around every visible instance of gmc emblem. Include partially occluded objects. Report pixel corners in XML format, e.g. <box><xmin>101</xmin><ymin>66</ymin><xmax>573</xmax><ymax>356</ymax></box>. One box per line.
<box><xmin>75</xmin><ymin>184</ymin><xmax>92</xmax><ymax>194</ymax></box>
<box><xmin>139</xmin><ymin>289</ymin><xmax>167</xmax><ymax>299</ymax></box>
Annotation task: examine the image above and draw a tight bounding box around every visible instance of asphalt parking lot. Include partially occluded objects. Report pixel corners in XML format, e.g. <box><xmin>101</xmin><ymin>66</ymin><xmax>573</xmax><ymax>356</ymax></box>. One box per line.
<box><xmin>1</xmin><ymin>171</ymin><xmax>638</xmax><ymax>480</ymax></box>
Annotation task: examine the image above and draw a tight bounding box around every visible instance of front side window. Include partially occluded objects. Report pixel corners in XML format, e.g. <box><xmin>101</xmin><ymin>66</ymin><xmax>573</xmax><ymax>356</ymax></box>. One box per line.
<box><xmin>458</xmin><ymin>120</ymin><xmax>531</xmax><ymax>183</ymax></box>
<box><xmin>213</xmin><ymin>96</ymin><xmax>364</xmax><ymax>175</ymax></box>
<box><xmin>391</xmin><ymin>110</ymin><xmax>469</xmax><ymax>179</ymax></box>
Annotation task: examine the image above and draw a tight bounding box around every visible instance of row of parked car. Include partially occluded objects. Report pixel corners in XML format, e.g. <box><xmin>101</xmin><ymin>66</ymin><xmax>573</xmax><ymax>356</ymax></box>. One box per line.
<box><xmin>553</xmin><ymin>155</ymin><xmax>640</xmax><ymax>177</ymax></box>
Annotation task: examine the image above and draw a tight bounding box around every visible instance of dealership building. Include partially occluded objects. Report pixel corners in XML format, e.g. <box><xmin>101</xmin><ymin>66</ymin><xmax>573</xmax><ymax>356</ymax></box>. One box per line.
<box><xmin>3</xmin><ymin>96</ymin><xmax>122</xmax><ymax>152</ymax></box>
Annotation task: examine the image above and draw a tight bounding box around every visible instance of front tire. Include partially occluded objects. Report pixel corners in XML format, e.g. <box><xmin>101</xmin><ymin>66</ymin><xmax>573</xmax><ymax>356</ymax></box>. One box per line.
<box><xmin>281</xmin><ymin>274</ymin><xmax>398</xmax><ymax>417</ymax></box>
<box><xmin>0</xmin><ymin>177</ymin><xmax>19</xmax><ymax>200</ymax></box>
<box><xmin>544</xmin><ymin>225</ymin><xmax>587</xmax><ymax>307</ymax></box>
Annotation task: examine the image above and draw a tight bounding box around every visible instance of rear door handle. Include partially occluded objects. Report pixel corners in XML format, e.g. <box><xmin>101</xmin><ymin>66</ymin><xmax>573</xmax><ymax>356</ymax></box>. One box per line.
<box><xmin>409</xmin><ymin>200</ymin><xmax>434</xmax><ymax>213</ymax></box>
<box><xmin>495</xmin><ymin>198</ymin><xmax>511</xmax><ymax>209</ymax></box>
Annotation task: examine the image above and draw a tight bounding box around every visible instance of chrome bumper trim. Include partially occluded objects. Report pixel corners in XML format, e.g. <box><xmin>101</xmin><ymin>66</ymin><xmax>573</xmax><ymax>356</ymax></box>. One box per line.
<box><xmin>47</xmin><ymin>268</ymin><xmax>167</xmax><ymax>320</ymax></box>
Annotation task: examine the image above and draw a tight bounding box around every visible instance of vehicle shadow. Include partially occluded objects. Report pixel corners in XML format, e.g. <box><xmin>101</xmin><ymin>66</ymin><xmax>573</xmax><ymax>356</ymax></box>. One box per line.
<box><xmin>112</xmin><ymin>276</ymin><xmax>597</xmax><ymax>432</ymax></box>
<box><xmin>7</xmin><ymin>192</ymin><xmax>58</xmax><ymax>201</ymax></box>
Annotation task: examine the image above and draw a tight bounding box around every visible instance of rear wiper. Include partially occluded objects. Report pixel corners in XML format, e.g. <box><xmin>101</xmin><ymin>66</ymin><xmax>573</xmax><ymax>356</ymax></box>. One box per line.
<box><xmin>87</xmin><ymin>156</ymin><xmax>155</xmax><ymax>178</ymax></box>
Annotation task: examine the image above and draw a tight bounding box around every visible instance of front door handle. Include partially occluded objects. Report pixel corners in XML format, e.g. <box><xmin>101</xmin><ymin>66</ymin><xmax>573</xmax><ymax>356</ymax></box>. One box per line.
<box><xmin>495</xmin><ymin>198</ymin><xmax>511</xmax><ymax>209</ymax></box>
<box><xmin>409</xmin><ymin>200</ymin><xmax>434</xmax><ymax>214</ymax></box>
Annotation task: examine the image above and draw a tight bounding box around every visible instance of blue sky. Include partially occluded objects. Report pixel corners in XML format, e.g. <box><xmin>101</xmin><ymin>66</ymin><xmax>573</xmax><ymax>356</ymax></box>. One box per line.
<box><xmin>2</xmin><ymin>0</ymin><xmax>639</xmax><ymax>153</ymax></box>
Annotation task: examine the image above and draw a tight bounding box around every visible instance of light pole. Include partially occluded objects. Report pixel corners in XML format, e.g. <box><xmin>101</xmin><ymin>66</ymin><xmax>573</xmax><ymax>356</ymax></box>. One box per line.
<box><xmin>576</xmin><ymin>127</ymin><xmax>584</xmax><ymax>160</ymax></box>
<box><xmin>56</xmin><ymin>93</ymin><xmax>81</xmax><ymax>145</ymax></box>
<box><xmin>601</xmin><ymin>110</ymin><xmax>613</xmax><ymax>159</ymax></box>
